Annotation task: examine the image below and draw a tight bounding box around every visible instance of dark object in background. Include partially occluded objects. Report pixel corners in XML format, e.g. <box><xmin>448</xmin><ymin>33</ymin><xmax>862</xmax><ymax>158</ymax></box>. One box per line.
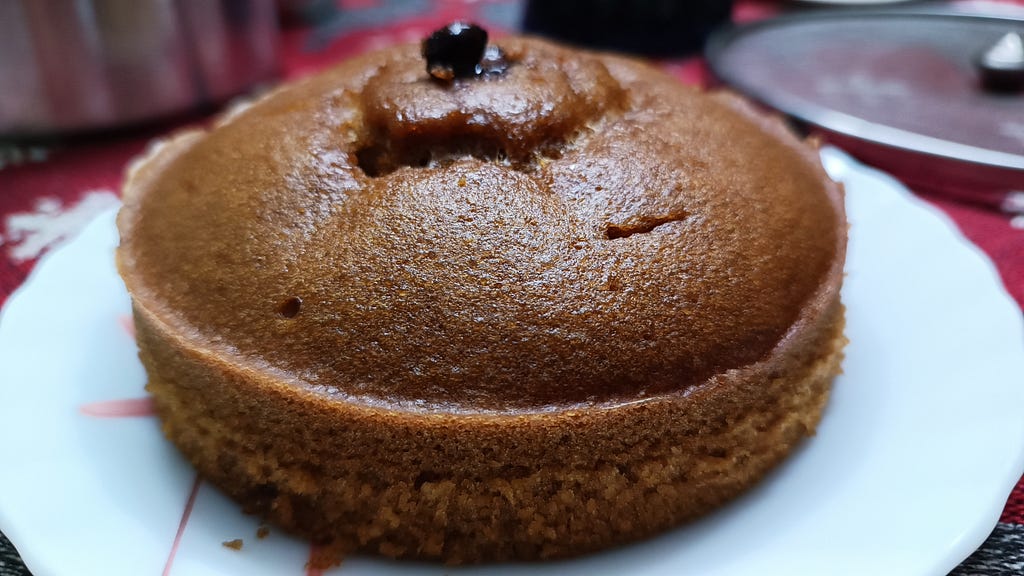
<box><xmin>523</xmin><ymin>0</ymin><xmax>734</xmax><ymax>57</ymax></box>
<box><xmin>277</xmin><ymin>0</ymin><xmax>336</xmax><ymax>26</ymax></box>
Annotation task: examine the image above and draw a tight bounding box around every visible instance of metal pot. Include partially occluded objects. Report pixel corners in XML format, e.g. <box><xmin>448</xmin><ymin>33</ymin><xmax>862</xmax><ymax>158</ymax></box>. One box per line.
<box><xmin>0</xmin><ymin>0</ymin><xmax>279</xmax><ymax>138</ymax></box>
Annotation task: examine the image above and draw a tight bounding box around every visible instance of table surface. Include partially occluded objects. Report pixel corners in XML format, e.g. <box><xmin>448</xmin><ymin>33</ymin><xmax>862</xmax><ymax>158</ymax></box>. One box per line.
<box><xmin>1</xmin><ymin>1</ymin><xmax>1022</xmax><ymax>574</ymax></box>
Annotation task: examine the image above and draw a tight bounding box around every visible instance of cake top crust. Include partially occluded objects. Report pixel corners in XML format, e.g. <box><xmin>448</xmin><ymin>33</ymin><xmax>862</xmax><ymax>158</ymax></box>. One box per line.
<box><xmin>117</xmin><ymin>36</ymin><xmax>844</xmax><ymax>413</ymax></box>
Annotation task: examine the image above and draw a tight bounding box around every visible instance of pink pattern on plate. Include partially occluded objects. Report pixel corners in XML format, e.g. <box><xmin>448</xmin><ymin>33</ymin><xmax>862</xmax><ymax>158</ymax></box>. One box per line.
<box><xmin>96</xmin><ymin>314</ymin><xmax>324</xmax><ymax>574</ymax></box>
<box><xmin>79</xmin><ymin>396</ymin><xmax>155</xmax><ymax>418</ymax></box>
<box><xmin>78</xmin><ymin>317</ymin><xmax>150</xmax><ymax>415</ymax></box>
<box><xmin>163</xmin><ymin>475</ymin><xmax>202</xmax><ymax>576</ymax></box>
<box><xmin>118</xmin><ymin>313</ymin><xmax>136</xmax><ymax>338</ymax></box>
<box><xmin>306</xmin><ymin>542</ymin><xmax>326</xmax><ymax>576</ymax></box>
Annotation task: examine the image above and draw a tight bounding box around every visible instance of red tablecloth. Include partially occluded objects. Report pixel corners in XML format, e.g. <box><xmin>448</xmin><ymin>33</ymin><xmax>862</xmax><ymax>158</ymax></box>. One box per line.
<box><xmin>1</xmin><ymin>1</ymin><xmax>1022</xmax><ymax>574</ymax></box>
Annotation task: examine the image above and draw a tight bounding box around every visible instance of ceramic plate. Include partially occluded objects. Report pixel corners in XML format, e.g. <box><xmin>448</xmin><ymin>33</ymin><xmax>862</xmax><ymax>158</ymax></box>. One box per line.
<box><xmin>2</xmin><ymin>148</ymin><xmax>1023</xmax><ymax>576</ymax></box>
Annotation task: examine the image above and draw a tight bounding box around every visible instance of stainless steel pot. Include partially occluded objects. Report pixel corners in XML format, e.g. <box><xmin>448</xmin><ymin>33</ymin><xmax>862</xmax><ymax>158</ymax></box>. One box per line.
<box><xmin>0</xmin><ymin>0</ymin><xmax>279</xmax><ymax>138</ymax></box>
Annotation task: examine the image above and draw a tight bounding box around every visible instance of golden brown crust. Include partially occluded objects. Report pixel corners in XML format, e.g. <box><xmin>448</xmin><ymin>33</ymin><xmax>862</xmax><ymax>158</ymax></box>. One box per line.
<box><xmin>138</xmin><ymin>298</ymin><xmax>843</xmax><ymax>562</ymax></box>
<box><xmin>117</xmin><ymin>37</ymin><xmax>844</xmax><ymax>412</ymax></box>
<box><xmin>117</xmin><ymin>36</ymin><xmax>848</xmax><ymax>562</ymax></box>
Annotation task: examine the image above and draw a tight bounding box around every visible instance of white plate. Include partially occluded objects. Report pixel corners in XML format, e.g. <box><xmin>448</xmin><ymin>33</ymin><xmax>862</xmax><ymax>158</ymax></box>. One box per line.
<box><xmin>1</xmin><ymin>148</ymin><xmax>1023</xmax><ymax>576</ymax></box>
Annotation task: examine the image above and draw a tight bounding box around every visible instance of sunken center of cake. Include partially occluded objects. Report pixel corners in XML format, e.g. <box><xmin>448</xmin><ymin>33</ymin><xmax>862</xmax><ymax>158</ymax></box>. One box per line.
<box><xmin>355</xmin><ymin>40</ymin><xmax>626</xmax><ymax>176</ymax></box>
<box><xmin>120</xmin><ymin>38</ymin><xmax>839</xmax><ymax>413</ymax></box>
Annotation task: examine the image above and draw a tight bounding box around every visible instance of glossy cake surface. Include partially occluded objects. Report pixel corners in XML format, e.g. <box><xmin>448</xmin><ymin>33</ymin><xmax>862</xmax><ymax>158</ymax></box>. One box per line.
<box><xmin>117</xmin><ymin>35</ymin><xmax>847</xmax><ymax>563</ymax></box>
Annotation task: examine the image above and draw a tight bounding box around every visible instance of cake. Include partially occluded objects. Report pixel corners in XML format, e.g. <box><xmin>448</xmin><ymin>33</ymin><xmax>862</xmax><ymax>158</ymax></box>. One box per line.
<box><xmin>116</xmin><ymin>24</ymin><xmax>847</xmax><ymax>564</ymax></box>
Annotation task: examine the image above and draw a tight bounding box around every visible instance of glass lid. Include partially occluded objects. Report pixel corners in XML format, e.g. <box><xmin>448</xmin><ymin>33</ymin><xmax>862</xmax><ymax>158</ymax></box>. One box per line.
<box><xmin>707</xmin><ymin>10</ymin><xmax>1024</xmax><ymax>175</ymax></box>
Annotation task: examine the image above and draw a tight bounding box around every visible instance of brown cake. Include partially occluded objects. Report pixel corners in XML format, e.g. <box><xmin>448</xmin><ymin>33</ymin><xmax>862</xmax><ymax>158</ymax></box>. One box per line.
<box><xmin>116</xmin><ymin>27</ymin><xmax>846</xmax><ymax>564</ymax></box>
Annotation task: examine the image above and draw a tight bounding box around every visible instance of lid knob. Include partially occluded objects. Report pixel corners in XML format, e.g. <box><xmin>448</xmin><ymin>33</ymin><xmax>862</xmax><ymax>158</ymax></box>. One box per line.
<box><xmin>977</xmin><ymin>32</ymin><xmax>1024</xmax><ymax>92</ymax></box>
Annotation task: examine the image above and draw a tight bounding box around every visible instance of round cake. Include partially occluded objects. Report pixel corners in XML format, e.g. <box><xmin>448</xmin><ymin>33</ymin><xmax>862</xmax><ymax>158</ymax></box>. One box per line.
<box><xmin>116</xmin><ymin>28</ymin><xmax>847</xmax><ymax>564</ymax></box>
